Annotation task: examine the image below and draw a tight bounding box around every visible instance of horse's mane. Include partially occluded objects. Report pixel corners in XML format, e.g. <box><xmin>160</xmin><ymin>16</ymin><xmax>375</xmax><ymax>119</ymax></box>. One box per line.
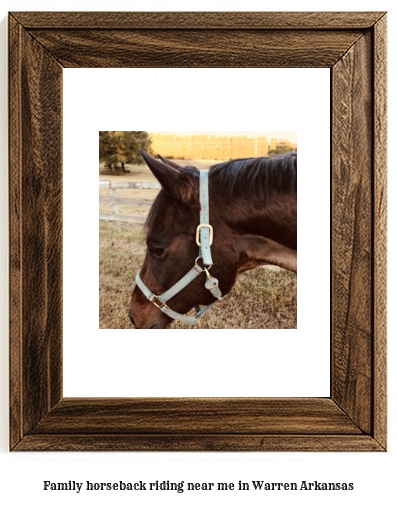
<box><xmin>209</xmin><ymin>151</ymin><xmax>297</xmax><ymax>202</ymax></box>
<box><xmin>145</xmin><ymin>152</ymin><xmax>297</xmax><ymax>234</ymax></box>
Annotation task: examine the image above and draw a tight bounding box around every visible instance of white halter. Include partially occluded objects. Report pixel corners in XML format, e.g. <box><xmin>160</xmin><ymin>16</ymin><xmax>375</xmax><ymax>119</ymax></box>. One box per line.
<box><xmin>135</xmin><ymin>170</ymin><xmax>223</xmax><ymax>326</ymax></box>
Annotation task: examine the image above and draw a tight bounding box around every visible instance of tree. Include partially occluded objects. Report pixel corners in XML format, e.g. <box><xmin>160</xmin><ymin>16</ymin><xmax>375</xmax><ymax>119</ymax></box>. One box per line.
<box><xmin>99</xmin><ymin>131</ymin><xmax>153</xmax><ymax>174</ymax></box>
<box><xmin>268</xmin><ymin>138</ymin><xmax>294</xmax><ymax>156</ymax></box>
<box><xmin>269</xmin><ymin>137</ymin><xmax>278</xmax><ymax>153</ymax></box>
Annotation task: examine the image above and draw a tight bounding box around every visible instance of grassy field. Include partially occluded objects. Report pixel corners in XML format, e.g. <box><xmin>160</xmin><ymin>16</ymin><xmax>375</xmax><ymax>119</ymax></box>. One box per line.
<box><xmin>99</xmin><ymin>221</ymin><xmax>297</xmax><ymax>330</ymax></box>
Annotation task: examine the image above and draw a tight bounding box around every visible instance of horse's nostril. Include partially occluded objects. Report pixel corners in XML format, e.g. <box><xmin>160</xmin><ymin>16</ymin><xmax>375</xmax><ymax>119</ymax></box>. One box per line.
<box><xmin>149</xmin><ymin>323</ymin><xmax>160</xmax><ymax>329</ymax></box>
<box><xmin>128</xmin><ymin>311</ymin><xmax>136</xmax><ymax>327</ymax></box>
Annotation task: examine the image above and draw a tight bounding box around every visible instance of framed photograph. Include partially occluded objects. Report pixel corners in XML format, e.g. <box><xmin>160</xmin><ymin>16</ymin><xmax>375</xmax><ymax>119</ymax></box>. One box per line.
<box><xmin>9</xmin><ymin>11</ymin><xmax>387</xmax><ymax>451</ymax></box>
<box><xmin>97</xmin><ymin>129</ymin><xmax>299</xmax><ymax>332</ymax></box>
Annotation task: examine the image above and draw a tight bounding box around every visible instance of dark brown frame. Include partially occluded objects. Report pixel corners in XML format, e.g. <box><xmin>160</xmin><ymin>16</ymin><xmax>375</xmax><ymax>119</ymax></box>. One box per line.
<box><xmin>9</xmin><ymin>11</ymin><xmax>387</xmax><ymax>451</ymax></box>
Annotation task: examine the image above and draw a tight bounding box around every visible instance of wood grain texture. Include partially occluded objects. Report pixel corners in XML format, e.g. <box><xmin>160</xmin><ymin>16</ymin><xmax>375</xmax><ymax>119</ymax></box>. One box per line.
<box><xmin>332</xmin><ymin>32</ymin><xmax>373</xmax><ymax>434</ymax></box>
<box><xmin>14</xmin><ymin>435</ymin><xmax>383</xmax><ymax>453</ymax></box>
<box><xmin>9</xmin><ymin>11</ymin><xmax>387</xmax><ymax>452</ymax></box>
<box><xmin>9</xmin><ymin>15</ymin><xmax>23</xmax><ymax>450</ymax></box>
<box><xmin>11</xmin><ymin>11</ymin><xmax>386</xmax><ymax>29</ymax></box>
<box><xmin>28</xmin><ymin>29</ymin><xmax>363</xmax><ymax>68</ymax></box>
<box><xmin>21</xmin><ymin>28</ymin><xmax>64</xmax><ymax>430</ymax></box>
<box><xmin>32</xmin><ymin>398</ymin><xmax>362</xmax><ymax>435</ymax></box>
<box><xmin>373</xmin><ymin>14</ymin><xmax>387</xmax><ymax>449</ymax></box>
<box><xmin>9</xmin><ymin>16</ymin><xmax>64</xmax><ymax>446</ymax></box>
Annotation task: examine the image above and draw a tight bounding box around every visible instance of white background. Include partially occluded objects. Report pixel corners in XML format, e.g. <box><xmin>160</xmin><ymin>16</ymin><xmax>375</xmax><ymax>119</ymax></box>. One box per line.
<box><xmin>63</xmin><ymin>68</ymin><xmax>330</xmax><ymax>398</ymax></box>
<box><xmin>0</xmin><ymin>1</ymin><xmax>395</xmax><ymax>507</ymax></box>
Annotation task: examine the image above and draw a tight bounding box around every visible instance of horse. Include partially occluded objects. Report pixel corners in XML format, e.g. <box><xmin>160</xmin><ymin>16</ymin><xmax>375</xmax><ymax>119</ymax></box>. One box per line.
<box><xmin>129</xmin><ymin>149</ymin><xmax>297</xmax><ymax>329</ymax></box>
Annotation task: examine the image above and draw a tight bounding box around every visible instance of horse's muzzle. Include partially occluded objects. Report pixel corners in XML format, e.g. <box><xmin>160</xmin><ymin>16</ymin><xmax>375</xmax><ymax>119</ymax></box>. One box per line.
<box><xmin>128</xmin><ymin>310</ymin><xmax>136</xmax><ymax>328</ymax></box>
<box><xmin>129</xmin><ymin>288</ymin><xmax>172</xmax><ymax>329</ymax></box>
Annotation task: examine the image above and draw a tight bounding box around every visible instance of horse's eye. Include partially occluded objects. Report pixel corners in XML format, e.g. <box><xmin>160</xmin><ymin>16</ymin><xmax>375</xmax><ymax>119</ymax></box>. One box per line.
<box><xmin>149</xmin><ymin>246</ymin><xmax>166</xmax><ymax>258</ymax></box>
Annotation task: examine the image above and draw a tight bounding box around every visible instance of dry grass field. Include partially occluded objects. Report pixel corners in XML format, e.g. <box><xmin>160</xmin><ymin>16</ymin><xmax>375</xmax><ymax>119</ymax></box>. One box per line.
<box><xmin>99</xmin><ymin>221</ymin><xmax>297</xmax><ymax>330</ymax></box>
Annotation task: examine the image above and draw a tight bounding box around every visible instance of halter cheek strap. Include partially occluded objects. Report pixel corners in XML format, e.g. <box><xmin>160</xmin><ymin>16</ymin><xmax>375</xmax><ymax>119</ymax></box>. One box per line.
<box><xmin>135</xmin><ymin>169</ymin><xmax>223</xmax><ymax>326</ymax></box>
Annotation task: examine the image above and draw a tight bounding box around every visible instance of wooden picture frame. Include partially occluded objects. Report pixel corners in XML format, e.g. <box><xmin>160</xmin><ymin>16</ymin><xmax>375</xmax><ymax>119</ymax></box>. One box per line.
<box><xmin>9</xmin><ymin>11</ymin><xmax>387</xmax><ymax>451</ymax></box>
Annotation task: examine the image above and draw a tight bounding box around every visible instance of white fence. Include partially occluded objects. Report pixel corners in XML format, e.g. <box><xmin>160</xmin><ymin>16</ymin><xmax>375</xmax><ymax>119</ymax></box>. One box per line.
<box><xmin>99</xmin><ymin>180</ymin><xmax>160</xmax><ymax>224</ymax></box>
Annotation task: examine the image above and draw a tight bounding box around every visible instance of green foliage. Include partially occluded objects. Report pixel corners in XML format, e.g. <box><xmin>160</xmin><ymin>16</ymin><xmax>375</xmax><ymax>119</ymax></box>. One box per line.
<box><xmin>268</xmin><ymin>139</ymin><xmax>296</xmax><ymax>156</ymax></box>
<box><xmin>99</xmin><ymin>131</ymin><xmax>153</xmax><ymax>174</ymax></box>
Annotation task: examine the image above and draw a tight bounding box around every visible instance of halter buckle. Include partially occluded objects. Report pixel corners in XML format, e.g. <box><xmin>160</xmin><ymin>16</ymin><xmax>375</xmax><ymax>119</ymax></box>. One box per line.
<box><xmin>196</xmin><ymin>224</ymin><xmax>213</xmax><ymax>246</ymax></box>
<box><xmin>151</xmin><ymin>295</ymin><xmax>166</xmax><ymax>309</ymax></box>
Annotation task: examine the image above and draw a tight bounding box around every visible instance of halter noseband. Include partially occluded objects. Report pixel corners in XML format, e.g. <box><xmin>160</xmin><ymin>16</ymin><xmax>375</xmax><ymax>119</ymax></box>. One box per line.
<box><xmin>135</xmin><ymin>169</ymin><xmax>223</xmax><ymax>326</ymax></box>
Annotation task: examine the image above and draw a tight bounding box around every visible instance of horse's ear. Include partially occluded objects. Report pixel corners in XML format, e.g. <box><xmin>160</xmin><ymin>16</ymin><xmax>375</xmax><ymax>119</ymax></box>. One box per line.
<box><xmin>140</xmin><ymin>149</ymin><xmax>193</xmax><ymax>203</ymax></box>
<box><xmin>157</xmin><ymin>154</ymin><xmax>182</xmax><ymax>170</ymax></box>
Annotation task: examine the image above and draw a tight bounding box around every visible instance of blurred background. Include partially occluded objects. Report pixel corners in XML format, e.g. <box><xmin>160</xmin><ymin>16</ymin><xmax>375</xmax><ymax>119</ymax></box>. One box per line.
<box><xmin>99</xmin><ymin>130</ymin><xmax>297</xmax><ymax>175</ymax></box>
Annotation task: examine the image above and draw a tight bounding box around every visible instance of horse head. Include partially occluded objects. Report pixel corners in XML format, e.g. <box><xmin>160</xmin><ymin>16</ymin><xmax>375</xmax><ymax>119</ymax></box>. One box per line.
<box><xmin>129</xmin><ymin>150</ymin><xmax>298</xmax><ymax>329</ymax></box>
<box><xmin>129</xmin><ymin>150</ymin><xmax>239</xmax><ymax>329</ymax></box>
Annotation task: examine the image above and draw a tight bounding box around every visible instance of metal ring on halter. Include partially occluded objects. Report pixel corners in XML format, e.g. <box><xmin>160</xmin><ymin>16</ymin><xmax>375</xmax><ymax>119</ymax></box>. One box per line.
<box><xmin>195</xmin><ymin>256</ymin><xmax>212</xmax><ymax>271</ymax></box>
